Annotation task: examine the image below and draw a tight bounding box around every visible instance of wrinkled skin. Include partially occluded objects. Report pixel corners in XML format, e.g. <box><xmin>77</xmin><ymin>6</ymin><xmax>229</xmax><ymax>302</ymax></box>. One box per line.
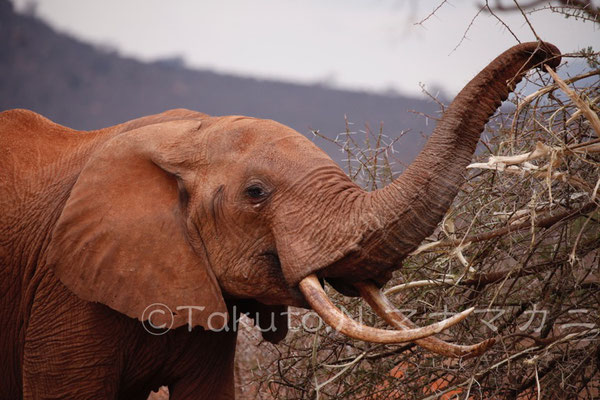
<box><xmin>0</xmin><ymin>42</ymin><xmax>560</xmax><ymax>399</ymax></box>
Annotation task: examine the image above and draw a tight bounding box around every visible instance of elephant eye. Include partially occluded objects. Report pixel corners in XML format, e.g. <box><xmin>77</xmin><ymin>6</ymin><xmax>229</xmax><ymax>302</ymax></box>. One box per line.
<box><xmin>245</xmin><ymin>184</ymin><xmax>269</xmax><ymax>202</ymax></box>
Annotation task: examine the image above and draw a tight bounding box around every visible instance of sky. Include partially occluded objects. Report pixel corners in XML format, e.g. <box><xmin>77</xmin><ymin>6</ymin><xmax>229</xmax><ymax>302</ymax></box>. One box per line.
<box><xmin>11</xmin><ymin>0</ymin><xmax>599</xmax><ymax>97</ymax></box>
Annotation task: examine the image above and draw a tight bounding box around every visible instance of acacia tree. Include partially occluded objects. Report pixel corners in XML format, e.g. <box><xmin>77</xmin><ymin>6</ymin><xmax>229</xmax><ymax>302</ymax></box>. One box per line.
<box><xmin>235</xmin><ymin>1</ymin><xmax>600</xmax><ymax>399</ymax></box>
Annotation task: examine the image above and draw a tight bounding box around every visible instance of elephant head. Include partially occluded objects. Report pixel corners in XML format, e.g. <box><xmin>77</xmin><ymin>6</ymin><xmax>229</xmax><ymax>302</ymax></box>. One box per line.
<box><xmin>47</xmin><ymin>42</ymin><xmax>560</xmax><ymax>355</ymax></box>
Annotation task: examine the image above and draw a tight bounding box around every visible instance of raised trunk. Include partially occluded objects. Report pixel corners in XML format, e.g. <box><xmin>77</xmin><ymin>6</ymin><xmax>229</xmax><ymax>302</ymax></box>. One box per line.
<box><xmin>277</xmin><ymin>43</ymin><xmax>560</xmax><ymax>289</ymax></box>
<box><xmin>329</xmin><ymin>42</ymin><xmax>560</xmax><ymax>280</ymax></box>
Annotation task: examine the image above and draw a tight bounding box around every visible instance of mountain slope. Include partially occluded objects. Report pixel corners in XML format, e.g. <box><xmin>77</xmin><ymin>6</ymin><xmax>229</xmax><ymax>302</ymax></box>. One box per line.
<box><xmin>0</xmin><ymin>0</ymin><xmax>439</xmax><ymax>165</ymax></box>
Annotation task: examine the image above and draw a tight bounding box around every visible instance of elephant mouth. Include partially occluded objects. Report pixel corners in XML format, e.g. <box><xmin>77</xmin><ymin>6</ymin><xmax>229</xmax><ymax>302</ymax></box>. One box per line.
<box><xmin>259</xmin><ymin>250</ymin><xmax>281</xmax><ymax>271</ymax></box>
<box><xmin>255</xmin><ymin>250</ymin><xmax>308</xmax><ymax>307</ymax></box>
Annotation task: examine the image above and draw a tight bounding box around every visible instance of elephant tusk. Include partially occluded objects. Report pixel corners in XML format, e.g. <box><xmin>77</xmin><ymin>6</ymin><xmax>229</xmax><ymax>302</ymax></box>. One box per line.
<box><xmin>298</xmin><ymin>274</ymin><xmax>474</xmax><ymax>344</ymax></box>
<box><xmin>355</xmin><ymin>281</ymin><xmax>495</xmax><ymax>358</ymax></box>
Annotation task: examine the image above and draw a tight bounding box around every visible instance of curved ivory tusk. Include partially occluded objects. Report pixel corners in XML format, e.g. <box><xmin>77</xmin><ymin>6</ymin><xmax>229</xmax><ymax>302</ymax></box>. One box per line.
<box><xmin>298</xmin><ymin>274</ymin><xmax>474</xmax><ymax>344</ymax></box>
<box><xmin>355</xmin><ymin>281</ymin><xmax>495</xmax><ymax>357</ymax></box>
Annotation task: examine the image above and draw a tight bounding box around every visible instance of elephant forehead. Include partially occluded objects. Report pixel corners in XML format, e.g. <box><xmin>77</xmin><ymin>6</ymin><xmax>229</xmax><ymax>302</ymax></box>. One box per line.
<box><xmin>205</xmin><ymin>116</ymin><xmax>333</xmax><ymax>165</ymax></box>
<box><xmin>262</xmin><ymin>134</ymin><xmax>332</xmax><ymax>163</ymax></box>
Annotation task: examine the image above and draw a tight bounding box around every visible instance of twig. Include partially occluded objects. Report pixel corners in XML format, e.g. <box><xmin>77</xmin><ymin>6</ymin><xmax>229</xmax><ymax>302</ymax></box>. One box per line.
<box><xmin>412</xmin><ymin>202</ymin><xmax>597</xmax><ymax>253</ymax></box>
<box><xmin>510</xmin><ymin>69</ymin><xmax>600</xmax><ymax>138</ymax></box>
<box><xmin>451</xmin><ymin>5</ymin><xmax>487</xmax><ymax>54</ymax></box>
<box><xmin>511</xmin><ymin>0</ymin><xmax>542</xmax><ymax>41</ymax></box>
<box><xmin>384</xmin><ymin>277</ymin><xmax>458</xmax><ymax>294</ymax></box>
<box><xmin>546</xmin><ymin>65</ymin><xmax>600</xmax><ymax>137</ymax></box>
<box><xmin>415</xmin><ymin>0</ymin><xmax>449</xmax><ymax>26</ymax></box>
<box><xmin>484</xmin><ymin>0</ymin><xmax>521</xmax><ymax>42</ymax></box>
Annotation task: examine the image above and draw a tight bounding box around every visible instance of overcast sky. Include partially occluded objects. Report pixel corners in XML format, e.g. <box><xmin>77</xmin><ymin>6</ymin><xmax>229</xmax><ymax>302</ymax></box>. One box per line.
<box><xmin>12</xmin><ymin>0</ymin><xmax>598</xmax><ymax>97</ymax></box>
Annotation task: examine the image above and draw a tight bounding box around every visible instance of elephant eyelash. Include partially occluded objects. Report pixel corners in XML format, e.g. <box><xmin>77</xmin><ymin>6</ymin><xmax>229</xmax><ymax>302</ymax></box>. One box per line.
<box><xmin>244</xmin><ymin>183</ymin><xmax>271</xmax><ymax>203</ymax></box>
<box><xmin>246</xmin><ymin>186</ymin><xmax>265</xmax><ymax>198</ymax></box>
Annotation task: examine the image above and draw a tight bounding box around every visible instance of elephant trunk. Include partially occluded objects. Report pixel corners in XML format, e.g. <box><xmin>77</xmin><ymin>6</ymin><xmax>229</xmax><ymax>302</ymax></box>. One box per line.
<box><xmin>292</xmin><ymin>43</ymin><xmax>560</xmax><ymax>353</ymax></box>
<box><xmin>326</xmin><ymin>42</ymin><xmax>561</xmax><ymax>280</ymax></box>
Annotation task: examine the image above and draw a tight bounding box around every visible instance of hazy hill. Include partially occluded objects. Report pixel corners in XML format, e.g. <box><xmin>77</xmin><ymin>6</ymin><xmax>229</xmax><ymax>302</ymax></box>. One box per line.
<box><xmin>0</xmin><ymin>0</ymin><xmax>441</xmax><ymax>166</ymax></box>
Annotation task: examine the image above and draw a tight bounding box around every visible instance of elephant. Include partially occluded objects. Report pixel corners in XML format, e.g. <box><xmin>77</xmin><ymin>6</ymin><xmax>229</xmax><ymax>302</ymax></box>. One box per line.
<box><xmin>0</xmin><ymin>42</ymin><xmax>560</xmax><ymax>399</ymax></box>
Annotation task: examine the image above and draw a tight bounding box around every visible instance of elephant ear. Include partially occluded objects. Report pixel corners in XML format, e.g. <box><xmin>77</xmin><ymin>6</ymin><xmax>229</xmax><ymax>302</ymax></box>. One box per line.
<box><xmin>47</xmin><ymin>119</ymin><xmax>227</xmax><ymax>330</ymax></box>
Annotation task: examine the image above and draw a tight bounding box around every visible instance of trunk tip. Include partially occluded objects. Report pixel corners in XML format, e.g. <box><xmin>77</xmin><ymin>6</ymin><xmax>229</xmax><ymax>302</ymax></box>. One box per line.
<box><xmin>523</xmin><ymin>41</ymin><xmax>561</xmax><ymax>71</ymax></box>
